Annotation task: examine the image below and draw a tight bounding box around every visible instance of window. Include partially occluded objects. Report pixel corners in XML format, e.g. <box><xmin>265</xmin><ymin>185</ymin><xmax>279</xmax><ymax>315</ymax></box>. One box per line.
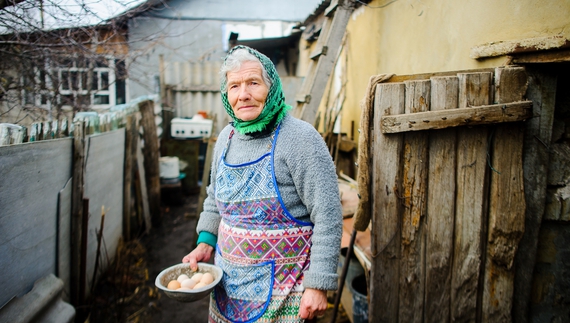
<box><xmin>56</xmin><ymin>57</ymin><xmax>115</xmax><ymax>109</ymax></box>
<box><xmin>21</xmin><ymin>55</ymin><xmax>125</xmax><ymax>110</ymax></box>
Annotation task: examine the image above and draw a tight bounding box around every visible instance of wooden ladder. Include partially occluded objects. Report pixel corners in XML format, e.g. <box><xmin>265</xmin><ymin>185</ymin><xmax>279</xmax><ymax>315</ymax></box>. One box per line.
<box><xmin>293</xmin><ymin>0</ymin><xmax>354</xmax><ymax>126</ymax></box>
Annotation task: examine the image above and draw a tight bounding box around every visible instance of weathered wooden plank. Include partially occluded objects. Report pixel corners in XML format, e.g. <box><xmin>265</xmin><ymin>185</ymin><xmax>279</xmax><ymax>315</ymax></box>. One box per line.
<box><xmin>399</xmin><ymin>80</ymin><xmax>430</xmax><ymax>323</ymax></box>
<box><xmin>139</xmin><ymin>100</ymin><xmax>161</xmax><ymax>226</ymax></box>
<box><xmin>494</xmin><ymin>67</ymin><xmax>528</xmax><ymax>104</ymax></box>
<box><xmin>136</xmin><ymin>136</ymin><xmax>151</xmax><ymax>233</ymax></box>
<box><xmin>482</xmin><ymin>67</ymin><xmax>528</xmax><ymax>322</ymax></box>
<box><xmin>511</xmin><ymin>48</ymin><xmax>570</xmax><ymax>64</ymax></box>
<box><xmin>380</xmin><ymin>101</ymin><xmax>532</xmax><ymax>133</ymax></box>
<box><xmin>123</xmin><ymin>115</ymin><xmax>135</xmax><ymax>240</ymax></box>
<box><xmin>159</xmin><ymin>54</ymin><xmax>166</xmax><ymax>107</ymax></box>
<box><xmin>513</xmin><ymin>67</ymin><xmax>557</xmax><ymax>323</ymax></box>
<box><xmin>451</xmin><ymin>72</ymin><xmax>492</xmax><ymax>322</ymax></box>
<box><xmin>425</xmin><ymin>76</ymin><xmax>459</xmax><ymax>323</ymax></box>
<box><xmin>370</xmin><ymin>82</ymin><xmax>405</xmax><ymax>323</ymax></box>
<box><xmin>70</xmin><ymin>121</ymin><xmax>85</xmax><ymax>306</ymax></box>
<box><xmin>386</xmin><ymin>68</ymin><xmax>495</xmax><ymax>83</ymax></box>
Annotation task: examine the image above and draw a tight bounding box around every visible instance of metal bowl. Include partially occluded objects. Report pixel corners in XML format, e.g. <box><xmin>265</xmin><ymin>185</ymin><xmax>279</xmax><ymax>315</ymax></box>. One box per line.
<box><xmin>155</xmin><ymin>263</ymin><xmax>223</xmax><ymax>302</ymax></box>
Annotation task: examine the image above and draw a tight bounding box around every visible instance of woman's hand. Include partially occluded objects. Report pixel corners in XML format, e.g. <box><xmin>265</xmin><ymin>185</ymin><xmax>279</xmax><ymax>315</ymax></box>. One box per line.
<box><xmin>299</xmin><ymin>288</ymin><xmax>328</xmax><ymax>319</ymax></box>
<box><xmin>182</xmin><ymin>243</ymin><xmax>215</xmax><ymax>271</ymax></box>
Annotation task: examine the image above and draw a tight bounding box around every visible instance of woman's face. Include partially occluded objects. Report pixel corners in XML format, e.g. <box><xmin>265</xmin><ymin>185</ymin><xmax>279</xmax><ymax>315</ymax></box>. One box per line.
<box><xmin>226</xmin><ymin>61</ymin><xmax>269</xmax><ymax>121</ymax></box>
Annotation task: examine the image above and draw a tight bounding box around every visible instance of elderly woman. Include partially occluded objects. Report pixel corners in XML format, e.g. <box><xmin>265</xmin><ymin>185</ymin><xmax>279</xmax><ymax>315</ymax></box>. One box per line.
<box><xmin>183</xmin><ymin>45</ymin><xmax>342</xmax><ymax>322</ymax></box>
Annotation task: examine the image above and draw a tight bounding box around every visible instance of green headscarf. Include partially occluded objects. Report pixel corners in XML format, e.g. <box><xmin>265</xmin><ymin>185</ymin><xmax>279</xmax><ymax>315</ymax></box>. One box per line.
<box><xmin>221</xmin><ymin>45</ymin><xmax>291</xmax><ymax>135</ymax></box>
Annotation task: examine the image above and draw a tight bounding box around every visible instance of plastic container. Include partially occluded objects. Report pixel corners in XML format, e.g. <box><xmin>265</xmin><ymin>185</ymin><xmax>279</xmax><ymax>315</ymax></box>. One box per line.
<box><xmin>159</xmin><ymin>156</ymin><xmax>180</xmax><ymax>179</ymax></box>
<box><xmin>349</xmin><ymin>274</ymin><xmax>369</xmax><ymax>323</ymax></box>
<box><xmin>0</xmin><ymin>123</ymin><xmax>25</xmax><ymax>146</ymax></box>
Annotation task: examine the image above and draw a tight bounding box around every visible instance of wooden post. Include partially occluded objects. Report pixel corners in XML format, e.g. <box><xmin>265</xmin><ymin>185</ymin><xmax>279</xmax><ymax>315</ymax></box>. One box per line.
<box><xmin>139</xmin><ymin>100</ymin><xmax>162</xmax><ymax>226</ymax></box>
<box><xmin>481</xmin><ymin>67</ymin><xmax>528</xmax><ymax>322</ymax></box>
<box><xmin>193</xmin><ymin>115</ymin><xmax>217</xmax><ymax>250</ymax></box>
<box><xmin>451</xmin><ymin>72</ymin><xmax>492</xmax><ymax>322</ymax></box>
<box><xmin>70</xmin><ymin>121</ymin><xmax>85</xmax><ymax>306</ymax></box>
<box><xmin>136</xmin><ymin>134</ymin><xmax>152</xmax><ymax>233</ymax></box>
<box><xmin>79</xmin><ymin>198</ymin><xmax>89</xmax><ymax>306</ymax></box>
<box><xmin>425</xmin><ymin>76</ymin><xmax>459</xmax><ymax>323</ymax></box>
<box><xmin>159</xmin><ymin>54</ymin><xmax>167</xmax><ymax>108</ymax></box>
<box><xmin>91</xmin><ymin>206</ymin><xmax>106</xmax><ymax>295</ymax></box>
<box><xmin>370</xmin><ymin>83</ymin><xmax>405</xmax><ymax>323</ymax></box>
<box><xmin>512</xmin><ymin>67</ymin><xmax>557</xmax><ymax>323</ymax></box>
<box><xmin>123</xmin><ymin>115</ymin><xmax>136</xmax><ymax>241</ymax></box>
<box><xmin>399</xmin><ymin>80</ymin><xmax>430</xmax><ymax>323</ymax></box>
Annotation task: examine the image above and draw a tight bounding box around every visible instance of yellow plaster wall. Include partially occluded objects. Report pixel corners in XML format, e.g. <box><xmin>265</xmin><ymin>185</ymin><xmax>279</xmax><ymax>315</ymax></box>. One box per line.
<box><xmin>296</xmin><ymin>38</ymin><xmax>317</xmax><ymax>77</ymax></box>
<box><xmin>339</xmin><ymin>0</ymin><xmax>570</xmax><ymax>141</ymax></box>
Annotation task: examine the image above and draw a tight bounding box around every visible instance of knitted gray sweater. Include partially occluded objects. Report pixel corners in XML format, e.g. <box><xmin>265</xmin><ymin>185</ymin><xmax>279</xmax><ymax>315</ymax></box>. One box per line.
<box><xmin>196</xmin><ymin>114</ymin><xmax>343</xmax><ymax>291</ymax></box>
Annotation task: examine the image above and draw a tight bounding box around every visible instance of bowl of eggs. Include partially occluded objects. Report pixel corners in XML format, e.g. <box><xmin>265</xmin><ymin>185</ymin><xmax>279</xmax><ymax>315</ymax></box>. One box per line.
<box><xmin>155</xmin><ymin>262</ymin><xmax>223</xmax><ymax>302</ymax></box>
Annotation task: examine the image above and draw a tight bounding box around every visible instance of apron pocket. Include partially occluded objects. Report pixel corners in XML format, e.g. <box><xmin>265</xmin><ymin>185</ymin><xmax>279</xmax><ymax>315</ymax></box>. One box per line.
<box><xmin>214</xmin><ymin>252</ymin><xmax>274</xmax><ymax>322</ymax></box>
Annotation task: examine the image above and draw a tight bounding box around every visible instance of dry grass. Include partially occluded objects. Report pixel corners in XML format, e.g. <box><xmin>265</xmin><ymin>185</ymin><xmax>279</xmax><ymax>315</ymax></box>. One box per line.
<box><xmin>85</xmin><ymin>239</ymin><xmax>161</xmax><ymax>323</ymax></box>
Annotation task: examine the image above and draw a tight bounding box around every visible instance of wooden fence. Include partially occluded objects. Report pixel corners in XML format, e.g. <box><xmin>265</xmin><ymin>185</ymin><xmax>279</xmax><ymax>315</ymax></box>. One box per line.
<box><xmin>0</xmin><ymin>99</ymin><xmax>161</xmax><ymax>318</ymax></box>
<box><xmin>0</xmin><ymin>129</ymin><xmax>124</xmax><ymax>309</ymax></box>
<box><xmin>368</xmin><ymin>66</ymin><xmax>541</xmax><ymax>322</ymax></box>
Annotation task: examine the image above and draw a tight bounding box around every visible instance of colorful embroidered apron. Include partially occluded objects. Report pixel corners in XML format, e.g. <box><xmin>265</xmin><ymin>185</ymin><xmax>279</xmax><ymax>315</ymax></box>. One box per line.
<box><xmin>209</xmin><ymin>125</ymin><xmax>313</xmax><ymax>323</ymax></box>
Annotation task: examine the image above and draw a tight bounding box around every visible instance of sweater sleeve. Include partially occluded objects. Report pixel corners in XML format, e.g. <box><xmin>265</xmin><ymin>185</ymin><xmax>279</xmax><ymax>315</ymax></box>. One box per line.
<box><xmin>278</xmin><ymin>118</ymin><xmax>343</xmax><ymax>291</ymax></box>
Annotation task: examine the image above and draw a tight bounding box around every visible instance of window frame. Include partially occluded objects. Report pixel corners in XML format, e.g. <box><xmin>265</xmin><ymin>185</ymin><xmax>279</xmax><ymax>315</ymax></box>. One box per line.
<box><xmin>21</xmin><ymin>55</ymin><xmax>117</xmax><ymax>110</ymax></box>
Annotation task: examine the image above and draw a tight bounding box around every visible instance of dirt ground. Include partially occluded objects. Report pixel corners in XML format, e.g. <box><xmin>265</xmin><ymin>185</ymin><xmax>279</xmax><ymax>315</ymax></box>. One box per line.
<box><xmin>87</xmin><ymin>192</ymin><xmax>209</xmax><ymax>323</ymax></box>
<box><xmin>86</xmin><ymin>189</ymin><xmax>350</xmax><ymax>323</ymax></box>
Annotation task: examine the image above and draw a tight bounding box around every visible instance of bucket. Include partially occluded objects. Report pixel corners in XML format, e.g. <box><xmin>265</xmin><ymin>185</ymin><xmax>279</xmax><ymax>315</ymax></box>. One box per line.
<box><xmin>348</xmin><ymin>274</ymin><xmax>368</xmax><ymax>323</ymax></box>
<box><xmin>338</xmin><ymin>247</ymin><xmax>365</xmax><ymax>285</ymax></box>
<box><xmin>338</xmin><ymin>247</ymin><xmax>364</xmax><ymax>321</ymax></box>
<box><xmin>159</xmin><ymin>156</ymin><xmax>180</xmax><ymax>179</ymax></box>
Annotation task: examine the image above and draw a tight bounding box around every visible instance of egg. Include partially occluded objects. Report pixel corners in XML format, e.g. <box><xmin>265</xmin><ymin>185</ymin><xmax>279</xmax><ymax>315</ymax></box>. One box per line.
<box><xmin>177</xmin><ymin>274</ymin><xmax>190</xmax><ymax>283</ymax></box>
<box><xmin>191</xmin><ymin>273</ymin><xmax>204</xmax><ymax>282</ymax></box>
<box><xmin>200</xmin><ymin>272</ymin><xmax>214</xmax><ymax>285</ymax></box>
<box><xmin>193</xmin><ymin>282</ymin><xmax>206</xmax><ymax>289</ymax></box>
<box><xmin>167</xmin><ymin>280</ymin><xmax>181</xmax><ymax>290</ymax></box>
<box><xmin>178</xmin><ymin>287</ymin><xmax>192</xmax><ymax>291</ymax></box>
<box><xmin>181</xmin><ymin>278</ymin><xmax>197</xmax><ymax>289</ymax></box>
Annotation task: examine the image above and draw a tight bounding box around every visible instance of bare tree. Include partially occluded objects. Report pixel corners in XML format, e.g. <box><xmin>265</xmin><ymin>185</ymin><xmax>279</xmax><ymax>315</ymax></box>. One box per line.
<box><xmin>0</xmin><ymin>0</ymin><xmax>144</xmax><ymax>126</ymax></box>
<box><xmin>0</xmin><ymin>0</ymin><xmax>26</xmax><ymax>11</ymax></box>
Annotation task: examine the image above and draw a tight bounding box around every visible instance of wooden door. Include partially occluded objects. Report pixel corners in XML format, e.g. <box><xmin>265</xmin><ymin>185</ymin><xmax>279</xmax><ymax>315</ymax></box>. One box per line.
<box><xmin>369</xmin><ymin>67</ymin><xmax>532</xmax><ymax>322</ymax></box>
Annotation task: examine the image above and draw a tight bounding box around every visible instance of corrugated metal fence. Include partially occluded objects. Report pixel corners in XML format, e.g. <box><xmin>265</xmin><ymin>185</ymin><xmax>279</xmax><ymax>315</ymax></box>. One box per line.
<box><xmin>162</xmin><ymin>60</ymin><xmax>227</xmax><ymax>133</ymax></box>
<box><xmin>161</xmin><ymin>59</ymin><xmax>304</xmax><ymax>135</ymax></box>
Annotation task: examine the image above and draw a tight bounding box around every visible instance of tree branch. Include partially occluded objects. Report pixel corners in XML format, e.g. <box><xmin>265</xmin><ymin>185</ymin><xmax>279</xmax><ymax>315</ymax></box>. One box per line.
<box><xmin>0</xmin><ymin>0</ymin><xmax>27</xmax><ymax>11</ymax></box>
